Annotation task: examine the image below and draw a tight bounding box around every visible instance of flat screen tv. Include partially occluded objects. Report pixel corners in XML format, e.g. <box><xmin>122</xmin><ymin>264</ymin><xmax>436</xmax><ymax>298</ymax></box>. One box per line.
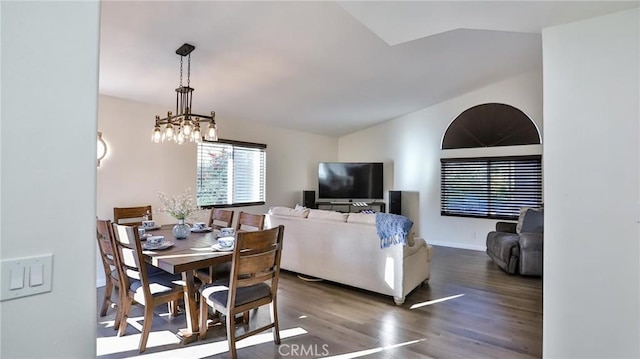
<box><xmin>318</xmin><ymin>162</ymin><xmax>383</xmax><ymax>200</ymax></box>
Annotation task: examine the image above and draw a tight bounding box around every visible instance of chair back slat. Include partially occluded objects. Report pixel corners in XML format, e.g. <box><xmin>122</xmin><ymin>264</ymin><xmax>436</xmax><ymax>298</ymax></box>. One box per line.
<box><xmin>236</xmin><ymin>251</ymin><xmax>277</xmax><ymax>277</ymax></box>
<box><xmin>120</xmin><ymin>249</ymin><xmax>140</xmax><ymax>270</ymax></box>
<box><xmin>238</xmin><ymin>236</ymin><xmax>276</xmax><ymax>252</ymax></box>
<box><xmin>114</xmin><ymin>205</ymin><xmax>152</xmax><ymax>226</ymax></box>
<box><xmin>208</xmin><ymin>208</ymin><xmax>234</xmax><ymax>230</ymax></box>
<box><xmin>235</xmin><ymin>211</ymin><xmax>265</xmax><ymax>232</ymax></box>
<box><xmin>111</xmin><ymin>223</ymin><xmax>151</xmax><ymax>295</ymax></box>
<box><xmin>237</xmin><ymin>271</ymin><xmax>275</xmax><ymax>288</ymax></box>
<box><xmin>96</xmin><ymin>219</ymin><xmax>117</xmax><ymax>266</ymax></box>
<box><xmin>229</xmin><ymin>226</ymin><xmax>283</xmax><ymax>290</ymax></box>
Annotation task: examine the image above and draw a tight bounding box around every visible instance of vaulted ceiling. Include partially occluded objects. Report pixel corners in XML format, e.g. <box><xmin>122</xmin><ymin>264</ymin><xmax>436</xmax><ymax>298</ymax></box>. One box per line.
<box><xmin>99</xmin><ymin>1</ymin><xmax>638</xmax><ymax>137</ymax></box>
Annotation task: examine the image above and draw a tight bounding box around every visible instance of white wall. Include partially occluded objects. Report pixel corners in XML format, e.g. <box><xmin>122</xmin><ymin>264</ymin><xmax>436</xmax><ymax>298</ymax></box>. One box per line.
<box><xmin>339</xmin><ymin>70</ymin><xmax>543</xmax><ymax>250</ymax></box>
<box><xmin>0</xmin><ymin>2</ymin><xmax>99</xmax><ymax>358</ymax></box>
<box><xmin>543</xmin><ymin>9</ymin><xmax>639</xmax><ymax>358</ymax></box>
<box><xmin>96</xmin><ymin>95</ymin><xmax>337</xmax><ymax>285</ymax></box>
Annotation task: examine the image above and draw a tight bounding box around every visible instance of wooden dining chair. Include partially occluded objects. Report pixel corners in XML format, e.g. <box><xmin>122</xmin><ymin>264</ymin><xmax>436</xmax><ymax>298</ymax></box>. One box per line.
<box><xmin>195</xmin><ymin>208</ymin><xmax>234</xmax><ymax>322</ymax></box>
<box><xmin>207</xmin><ymin>208</ymin><xmax>235</xmax><ymax>230</ymax></box>
<box><xmin>113</xmin><ymin>205</ymin><xmax>152</xmax><ymax>226</ymax></box>
<box><xmin>96</xmin><ymin>219</ymin><xmax>121</xmax><ymax>324</ymax></box>
<box><xmin>198</xmin><ymin>225</ymin><xmax>285</xmax><ymax>358</ymax></box>
<box><xmin>111</xmin><ymin>223</ymin><xmax>184</xmax><ymax>353</ymax></box>
<box><xmin>230</xmin><ymin>211</ymin><xmax>266</xmax><ymax>322</ymax></box>
<box><xmin>196</xmin><ymin>208</ymin><xmax>235</xmax><ymax>284</ymax></box>
<box><xmin>235</xmin><ymin>211</ymin><xmax>265</xmax><ymax>232</ymax></box>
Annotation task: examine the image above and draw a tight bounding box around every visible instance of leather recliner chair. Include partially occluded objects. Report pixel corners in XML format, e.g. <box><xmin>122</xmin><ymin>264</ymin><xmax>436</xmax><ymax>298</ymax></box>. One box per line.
<box><xmin>486</xmin><ymin>208</ymin><xmax>543</xmax><ymax>276</ymax></box>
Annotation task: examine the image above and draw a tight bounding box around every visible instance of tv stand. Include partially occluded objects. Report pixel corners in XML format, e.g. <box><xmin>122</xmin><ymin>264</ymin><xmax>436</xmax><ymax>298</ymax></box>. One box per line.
<box><xmin>316</xmin><ymin>201</ymin><xmax>386</xmax><ymax>213</ymax></box>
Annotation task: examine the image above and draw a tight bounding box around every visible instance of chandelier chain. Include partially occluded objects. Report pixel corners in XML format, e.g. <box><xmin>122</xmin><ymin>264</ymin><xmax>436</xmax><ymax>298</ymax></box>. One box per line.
<box><xmin>179</xmin><ymin>55</ymin><xmax>183</xmax><ymax>87</ymax></box>
<box><xmin>187</xmin><ymin>53</ymin><xmax>191</xmax><ymax>89</ymax></box>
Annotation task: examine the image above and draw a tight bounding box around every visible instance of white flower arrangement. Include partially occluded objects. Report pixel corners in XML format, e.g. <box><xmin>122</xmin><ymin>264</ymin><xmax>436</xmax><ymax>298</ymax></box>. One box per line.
<box><xmin>157</xmin><ymin>188</ymin><xmax>201</xmax><ymax>221</ymax></box>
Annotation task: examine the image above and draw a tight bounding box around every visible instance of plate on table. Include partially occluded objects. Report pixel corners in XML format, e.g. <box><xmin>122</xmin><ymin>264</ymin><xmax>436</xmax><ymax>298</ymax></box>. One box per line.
<box><xmin>191</xmin><ymin>227</ymin><xmax>212</xmax><ymax>233</ymax></box>
<box><xmin>143</xmin><ymin>224</ymin><xmax>162</xmax><ymax>231</ymax></box>
<box><xmin>211</xmin><ymin>244</ymin><xmax>234</xmax><ymax>252</ymax></box>
<box><xmin>142</xmin><ymin>241</ymin><xmax>174</xmax><ymax>251</ymax></box>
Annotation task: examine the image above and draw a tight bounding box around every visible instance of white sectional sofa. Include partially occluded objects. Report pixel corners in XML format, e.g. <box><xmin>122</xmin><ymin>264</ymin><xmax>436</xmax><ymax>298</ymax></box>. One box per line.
<box><xmin>265</xmin><ymin>207</ymin><xmax>433</xmax><ymax>305</ymax></box>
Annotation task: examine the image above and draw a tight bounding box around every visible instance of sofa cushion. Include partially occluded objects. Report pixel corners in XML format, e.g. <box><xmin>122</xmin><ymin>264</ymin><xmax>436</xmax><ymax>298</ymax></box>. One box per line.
<box><xmin>346</xmin><ymin>213</ymin><xmax>376</xmax><ymax>225</ymax></box>
<box><xmin>269</xmin><ymin>206</ymin><xmax>309</xmax><ymax>218</ymax></box>
<box><xmin>486</xmin><ymin>231</ymin><xmax>520</xmax><ymax>274</ymax></box>
<box><xmin>307</xmin><ymin>209</ymin><xmax>348</xmax><ymax>222</ymax></box>
<box><xmin>516</xmin><ymin>207</ymin><xmax>544</xmax><ymax>234</ymax></box>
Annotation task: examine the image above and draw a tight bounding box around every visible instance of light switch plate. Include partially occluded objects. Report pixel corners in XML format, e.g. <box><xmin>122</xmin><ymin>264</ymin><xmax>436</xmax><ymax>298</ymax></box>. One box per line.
<box><xmin>1</xmin><ymin>254</ymin><xmax>53</xmax><ymax>301</ymax></box>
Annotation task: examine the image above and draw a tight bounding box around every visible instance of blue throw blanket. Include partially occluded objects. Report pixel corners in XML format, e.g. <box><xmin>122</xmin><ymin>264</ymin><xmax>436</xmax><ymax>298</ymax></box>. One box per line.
<box><xmin>375</xmin><ymin>212</ymin><xmax>413</xmax><ymax>248</ymax></box>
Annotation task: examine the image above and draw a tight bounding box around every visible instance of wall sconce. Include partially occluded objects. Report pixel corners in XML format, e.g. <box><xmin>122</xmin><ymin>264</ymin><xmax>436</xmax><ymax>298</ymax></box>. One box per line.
<box><xmin>97</xmin><ymin>132</ymin><xmax>107</xmax><ymax>167</ymax></box>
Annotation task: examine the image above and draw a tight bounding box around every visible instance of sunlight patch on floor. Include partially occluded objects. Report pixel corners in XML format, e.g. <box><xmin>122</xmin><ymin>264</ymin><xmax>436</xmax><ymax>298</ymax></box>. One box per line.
<box><xmin>97</xmin><ymin>330</ymin><xmax>181</xmax><ymax>356</ymax></box>
<box><xmin>97</xmin><ymin>327</ymin><xmax>307</xmax><ymax>358</ymax></box>
<box><xmin>122</xmin><ymin>315</ymin><xmax>145</xmax><ymax>332</ymax></box>
<box><xmin>324</xmin><ymin>338</ymin><xmax>426</xmax><ymax>358</ymax></box>
<box><xmin>237</xmin><ymin>327</ymin><xmax>308</xmax><ymax>349</ymax></box>
<box><xmin>410</xmin><ymin>293</ymin><xmax>465</xmax><ymax>309</ymax></box>
<box><xmin>99</xmin><ymin>319</ymin><xmax>116</xmax><ymax>328</ymax></box>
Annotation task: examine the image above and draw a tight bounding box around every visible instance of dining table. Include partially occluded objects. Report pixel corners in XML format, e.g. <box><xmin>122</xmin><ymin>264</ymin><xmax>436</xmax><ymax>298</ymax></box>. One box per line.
<box><xmin>141</xmin><ymin>225</ymin><xmax>232</xmax><ymax>343</ymax></box>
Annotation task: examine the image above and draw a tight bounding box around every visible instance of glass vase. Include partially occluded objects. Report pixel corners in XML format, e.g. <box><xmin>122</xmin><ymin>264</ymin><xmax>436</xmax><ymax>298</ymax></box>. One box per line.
<box><xmin>172</xmin><ymin>219</ymin><xmax>190</xmax><ymax>239</ymax></box>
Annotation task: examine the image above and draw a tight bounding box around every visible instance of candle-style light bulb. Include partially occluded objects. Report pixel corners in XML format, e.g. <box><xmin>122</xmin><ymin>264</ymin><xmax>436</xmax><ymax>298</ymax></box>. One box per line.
<box><xmin>206</xmin><ymin>121</ymin><xmax>218</xmax><ymax>141</ymax></box>
<box><xmin>183</xmin><ymin>119</ymin><xmax>193</xmax><ymax>136</ymax></box>
<box><xmin>152</xmin><ymin>126</ymin><xmax>162</xmax><ymax>143</ymax></box>
<box><xmin>193</xmin><ymin>122</ymin><xmax>202</xmax><ymax>143</ymax></box>
<box><xmin>165</xmin><ymin>123</ymin><xmax>175</xmax><ymax>141</ymax></box>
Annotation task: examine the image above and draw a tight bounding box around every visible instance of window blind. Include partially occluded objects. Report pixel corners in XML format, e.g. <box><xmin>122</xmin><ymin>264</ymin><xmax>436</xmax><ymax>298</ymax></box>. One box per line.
<box><xmin>197</xmin><ymin>140</ymin><xmax>266</xmax><ymax>207</ymax></box>
<box><xmin>441</xmin><ymin>156</ymin><xmax>542</xmax><ymax>220</ymax></box>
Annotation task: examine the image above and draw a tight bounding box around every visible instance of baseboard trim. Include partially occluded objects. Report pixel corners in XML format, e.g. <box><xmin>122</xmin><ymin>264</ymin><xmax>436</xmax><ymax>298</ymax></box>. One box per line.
<box><xmin>427</xmin><ymin>240</ymin><xmax>485</xmax><ymax>252</ymax></box>
<box><xmin>297</xmin><ymin>274</ymin><xmax>324</xmax><ymax>282</ymax></box>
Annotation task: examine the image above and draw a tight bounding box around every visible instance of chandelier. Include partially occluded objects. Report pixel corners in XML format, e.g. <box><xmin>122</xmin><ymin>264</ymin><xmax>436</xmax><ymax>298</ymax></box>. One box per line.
<box><xmin>152</xmin><ymin>43</ymin><xmax>217</xmax><ymax>144</ymax></box>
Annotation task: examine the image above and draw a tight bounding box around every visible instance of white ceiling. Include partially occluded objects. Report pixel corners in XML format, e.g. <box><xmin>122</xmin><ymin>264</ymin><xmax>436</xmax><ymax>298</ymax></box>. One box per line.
<box><xmin>99</xmin><ymin>1</ymin><xmax>638</xmax><ymax>137</ymax></box>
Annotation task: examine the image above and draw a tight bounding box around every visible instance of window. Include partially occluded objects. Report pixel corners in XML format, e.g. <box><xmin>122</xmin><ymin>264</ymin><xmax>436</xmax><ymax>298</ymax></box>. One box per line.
<box><xmin>441</xmin><ymin>156</ymin><xmax>542</xmax><ymax>220</ymax></box>
<box><xmin>440</xmin><ymin>103</ymin><xmax>542</xmax><ymax>220</ymax></box>
<box><xmin>442</xmin><ymin>103</ymin><xmax>540</xmax><ymax>149</ymax></box>
<box><xmin>196</xmin><ymin>139</ymin><xmax>266</xmax><ymax>207</ymax></box>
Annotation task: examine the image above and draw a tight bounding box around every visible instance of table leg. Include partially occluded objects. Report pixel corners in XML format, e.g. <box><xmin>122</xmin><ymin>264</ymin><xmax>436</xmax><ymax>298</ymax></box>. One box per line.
<box><xmin>177</xmin><ymin>270</ymin><xmax>199</xmax><ymax>344</ymax></box>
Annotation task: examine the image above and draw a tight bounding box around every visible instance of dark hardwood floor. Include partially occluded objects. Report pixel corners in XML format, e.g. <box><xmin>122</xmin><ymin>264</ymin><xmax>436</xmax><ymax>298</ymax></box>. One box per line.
<box><xmin>96</xmin><ymin>245</ymin><xmax>542</xmax><ymax>358</ymax></box>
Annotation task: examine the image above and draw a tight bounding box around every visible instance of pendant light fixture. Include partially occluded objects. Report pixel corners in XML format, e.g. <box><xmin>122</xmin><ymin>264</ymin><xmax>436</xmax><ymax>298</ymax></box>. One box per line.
<box><xmin>152</xmin><ymin>43</ymin><xmax>217</xmax><ymax>144</ymax></box>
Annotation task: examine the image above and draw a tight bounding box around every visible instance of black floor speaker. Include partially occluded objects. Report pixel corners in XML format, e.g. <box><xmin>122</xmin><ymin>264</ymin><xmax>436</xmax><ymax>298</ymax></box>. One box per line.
<box><xmin>389</xmin><ymin>190</ymin><xmax>402</xmax><ymax>215</ymax></box>
<box><xmin>303</xmin><ymin>190</ymin><xmax>316</xmax><ymax>209</ymax></box>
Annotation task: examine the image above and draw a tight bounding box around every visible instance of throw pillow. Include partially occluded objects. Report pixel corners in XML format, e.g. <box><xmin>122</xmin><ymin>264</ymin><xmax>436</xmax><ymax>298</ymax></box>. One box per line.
<box><xmin>269</xmin><ymin>206</ymin><xmax>310</xmax><ymax>218</ymax></box>
<box><xmin>307</xmin><ymin>209</ymin><xmax>348</xmax><ymax>222</ymax></box>
<box><xmin>516</xmin><ymin>207</ymin><xmax>544</xmax><ymax>234</ymax></box>
<box><xmin>346</xmin><ymin>212</ymin><xmax>376</xmax><ymax>225</ymax></box>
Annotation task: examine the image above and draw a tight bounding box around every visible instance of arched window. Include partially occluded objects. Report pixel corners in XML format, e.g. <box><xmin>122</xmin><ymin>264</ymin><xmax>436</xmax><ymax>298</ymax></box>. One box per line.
<box><xmin>441</xmin><ymin>103</ymin><xmax>542</xmax><ymax>220</ymax></box>
<box><xmin>442</xmin><ymin>103</ymin><xmax>540</xmax><ymax>149</ymax></box>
